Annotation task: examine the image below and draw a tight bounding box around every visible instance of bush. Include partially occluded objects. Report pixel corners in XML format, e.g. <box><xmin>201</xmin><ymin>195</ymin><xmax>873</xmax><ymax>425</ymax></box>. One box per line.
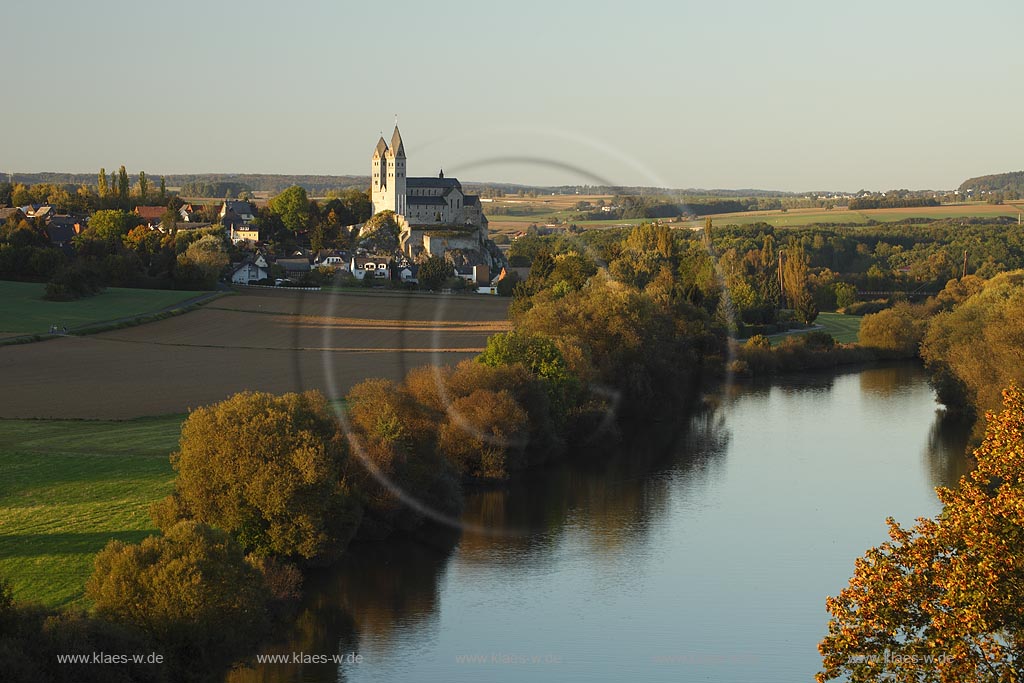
<box><xmin>164</xmin><ymin>391</ymin><xmax>361</xmax><ymax>564</ymax></box>
<box><xmin>86</xmin><ymin>521</ymin><xmax>269</xmax><ymax>673</ymax></box>
<box><xmin>43</xmin><ymin>263</ymin><xmax>103</xmax><ymax>301</ymax></box>
<box><xmin>343</xmin><ymin>379</ymin><xmax>462</xmax><ymax>536</ymax></box>
<box><xmin>840</xmin><ymin>299</ymin><xmax>890</xmax><ymax>316</ymax></box>
<box><xmin>858</xmin><ymin>303</ymin><xmax>927</xmax><ymax>356</ymax></box>
<box><xmin>437</xmin><ymin>389</ymin><xmax>529</xmax><ymax>480</ymax></box>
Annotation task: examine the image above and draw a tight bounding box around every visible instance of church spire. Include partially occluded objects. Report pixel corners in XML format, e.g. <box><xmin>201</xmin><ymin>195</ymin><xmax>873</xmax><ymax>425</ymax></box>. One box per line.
<box><xmin>390</xmin><ymin>125</ymin><xmax>406</xmax><ymax>158</ymax></box>
<box><xmin>373</xmin><ymin>135</ymin><xmax>388</xmax><ymax>159</ymax></box>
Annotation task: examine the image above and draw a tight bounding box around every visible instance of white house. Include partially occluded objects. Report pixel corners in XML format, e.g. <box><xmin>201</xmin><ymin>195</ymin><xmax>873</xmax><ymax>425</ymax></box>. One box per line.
<box><xmin>351</xmin><ymin>255</ymin><xmax>391</xmax><ymax>280</ymax></box>
<box><xmin>230</xmin><ymin>259</ymin><xmax>268</xmax><ymax>284</ymax></box>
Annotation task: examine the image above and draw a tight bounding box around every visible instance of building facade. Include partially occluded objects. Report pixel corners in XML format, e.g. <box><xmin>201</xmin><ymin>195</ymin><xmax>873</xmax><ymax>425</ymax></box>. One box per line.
<box><xmin>370</xmin><ymin>126</ymin><xmax>487</xmax><ymax>229</ymax></box>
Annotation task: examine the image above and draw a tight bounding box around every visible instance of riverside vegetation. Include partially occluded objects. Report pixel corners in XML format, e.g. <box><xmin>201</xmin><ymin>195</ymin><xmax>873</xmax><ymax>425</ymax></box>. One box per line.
<box><xmin>5</xmin><ymin>218</ymin><xmax>1024</xmax><ymax>681</ymax></box>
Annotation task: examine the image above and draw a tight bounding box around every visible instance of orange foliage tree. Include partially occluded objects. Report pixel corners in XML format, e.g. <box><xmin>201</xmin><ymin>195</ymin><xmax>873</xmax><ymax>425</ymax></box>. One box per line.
<box><xmin>819</xmin><ymin>385</ymin><xmax>1024</xmax><ymax>682</ymax></box>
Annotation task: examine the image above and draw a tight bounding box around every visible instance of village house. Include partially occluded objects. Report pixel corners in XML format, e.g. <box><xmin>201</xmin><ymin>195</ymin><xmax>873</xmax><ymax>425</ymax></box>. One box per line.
<box><xmin>229</xmin><ymin>256</ymin><xmax>269</xmax><ymax>284</ymax></box>
<box><xmin>0</xmin><ymin>207</ymin><xmax>25</xmax><ymax>227</ymax></box>
<box><xmin>350</xmin><ymin>255</ymin><xmax>391</xmax><ymax>280</ymax></box>
<box><xmin>134</xmin><ymin>206</ymin><xmax>166</xmax><ymax>229</ymax></box>
<box><xmin>228</xmin><ymin>225</ymin><xmax>260</xmax><ymax>245</ymax></box>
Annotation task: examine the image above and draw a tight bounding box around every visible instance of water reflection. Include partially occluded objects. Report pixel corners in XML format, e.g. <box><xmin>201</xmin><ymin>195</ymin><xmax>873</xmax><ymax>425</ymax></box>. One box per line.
<box><xmin>231</xmin><ymin>364</ymin><xmax>972</xmax><ymax>683</ymax></box>
<box><xmin>925</xmin><ymin>409</ymin><xmax>975</xmax><ymax>490</ymax></box>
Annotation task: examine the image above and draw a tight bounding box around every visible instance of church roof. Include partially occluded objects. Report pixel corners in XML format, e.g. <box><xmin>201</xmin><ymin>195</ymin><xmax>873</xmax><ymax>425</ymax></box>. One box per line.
<box><xmin>390</xmin><ymin>126</ymin><xmax>405</xmax><ymax>157</ymax></box>
<box><xmin>373</xmin><ymin>136</ymin><xmax>388</xmax><ymax>158</ymax></box>
<box><xmin>407</xmin><ymin>177</ymin><xmax>462</xmax><ymax>189</ymax></box>
<box><xmin>408</xmin><ymin>196</ymin><xmax>448</xmax><ymax>206</ymax></box>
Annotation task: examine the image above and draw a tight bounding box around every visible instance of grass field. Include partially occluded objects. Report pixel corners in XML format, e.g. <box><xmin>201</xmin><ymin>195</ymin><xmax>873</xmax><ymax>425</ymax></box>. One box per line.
<box><xmin>0</xmin><ymin>281</ymin><xmax>208</xmax><ymax>337</ymax></box>
<box><xmin>816</xmin><ymin>312</ymin><xmax>862</xmax><ymax>344</ymax></box>
<box><xmin>0</xmin><ymin>415</ymin><xmax>181</xmax><ymax>607</ymax></box>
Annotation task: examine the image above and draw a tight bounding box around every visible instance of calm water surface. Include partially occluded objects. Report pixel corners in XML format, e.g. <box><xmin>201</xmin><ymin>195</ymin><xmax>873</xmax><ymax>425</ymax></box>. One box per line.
<box><xmin>230</xmin><ymin>364</ymin><xmax>971</xmax><ymax>683</ymax></box>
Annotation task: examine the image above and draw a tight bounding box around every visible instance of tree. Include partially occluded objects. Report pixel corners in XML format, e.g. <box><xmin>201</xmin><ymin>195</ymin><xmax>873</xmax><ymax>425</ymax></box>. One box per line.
<box><xmin>782</xmin><ymin>244</ymin><xmax>818</xmax><ymax>324</ymax></box>
<box><xmin>417</xmin><ymin>255</ymin><xmax>452</xmax><ymax>290</ymax></box>
<box><xmin>87</xmin><ymin>520</ymin><xmax>269</xmax><ymax>670</ymax></box>
<box><xmin>268</xmin><ymin>185</ymin><xmax>312</xmax><ymax>234</ymax></box>
<box><xmin>176</xmin><ymin>234</ymin><xmax>228</xmax><ymax>288</ymax></box>
<box><xmin>921</xmin><ymin>270</ymin><xmax>1024</xmax><ymax>416</ymax></box>
<box><xmin>159</xmin><ymin>391</ymin><xmax>361</xmax><ymax>563</ymax></box>
<box><xmin>117</xmin><ymin>166</ymin><xmax>129</xmax><ymax>206</ymax></box>
<box><xmin>137</xmin><ymin>171</ymin><xmax>148</xmax><ymax>202</ymax></box>
<box><xmin>819</xmin><ymin>386</ymin><xmax>1024</xmax><ymax>682</ymax></box>
<box><xmin>159</xmin><ymin>176</ymin><xmax>167</xmax><ymax>203</ymax></box>
<box><xmin>858</xmin><ymin>303</ymin><xmax>927</xmax><ymax>356</ymax></box>
<box><xmin>75</xmin><ymin>210</ymin><xmax>133</xmax><ymax>254</ymax></box>
<box><xmin>97</xmin><ymin>168</ymin><xmax>108</xmax><ymax>199</ymax></box>
<box><xmin>834</xmin><ymin>282</ymin><xmax>858</xmax><ymax>309</ymax></box>
<box><xmin>437</xmin><ymin>389</ymin><xmax>529</xmax><ymax>480</ymax></box>
<box><xmin>343</xmin><ymin>378</ymin><xmax>462</xmax><ymax>534</ymax></box>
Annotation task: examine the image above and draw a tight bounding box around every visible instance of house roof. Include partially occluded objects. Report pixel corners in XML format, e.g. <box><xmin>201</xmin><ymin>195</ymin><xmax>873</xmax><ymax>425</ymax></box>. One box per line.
<box><xmin>0</xmin><ymin>207</ymin><xmax>23</xmax><ymax>222</ymax></box>
<box><xmin>223</xmin><ymin>200</ymin><xmax>256</xmax><ymax>215</ymax></box>
<box><xmin>135</xmin><ymin>206</ymin><xmax>165</xmax><ymax>221</ymax></box>
<box><xmin>352</xmin><ymin>255</ymin><xmax>392</xmax><ymax>268</ymax></box>
<box><xmin>46</xmin><ymin>218</ymin><xmax>80</xmax><ymax>244</ymax></box>
<box><xmin>276</xmin><ymin>257</ymin><xmax>311</xmax><ymax>272</ymax></box>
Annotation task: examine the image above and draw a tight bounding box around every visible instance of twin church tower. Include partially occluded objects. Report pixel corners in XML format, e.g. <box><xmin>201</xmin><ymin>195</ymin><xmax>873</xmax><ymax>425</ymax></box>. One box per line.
<box><xmin>370</xmin><ymin>126</ymin><xmax>486</xmax><ymax>229</ymax></box>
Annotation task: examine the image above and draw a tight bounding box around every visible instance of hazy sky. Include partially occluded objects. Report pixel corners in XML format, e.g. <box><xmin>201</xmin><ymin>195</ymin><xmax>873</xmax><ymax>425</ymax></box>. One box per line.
<box><xmin>2</xmin><ymin>0</ymin><xmax>1022</xmax><ymax>191</ymax></box>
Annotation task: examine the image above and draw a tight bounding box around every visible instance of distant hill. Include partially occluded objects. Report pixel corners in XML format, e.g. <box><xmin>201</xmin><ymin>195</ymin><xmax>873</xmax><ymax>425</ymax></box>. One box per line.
<box><xmin>959</xmin><ymin>171</ymin><xmax>1024</xmax><ymax>194</ymax></box>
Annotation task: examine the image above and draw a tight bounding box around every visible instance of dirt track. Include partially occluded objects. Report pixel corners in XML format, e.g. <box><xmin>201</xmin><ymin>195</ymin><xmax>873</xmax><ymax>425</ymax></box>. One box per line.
<box><xmin>0</xmin><ymin>289</ymin><xmax>510</xmax><ymax>419</ymax></box>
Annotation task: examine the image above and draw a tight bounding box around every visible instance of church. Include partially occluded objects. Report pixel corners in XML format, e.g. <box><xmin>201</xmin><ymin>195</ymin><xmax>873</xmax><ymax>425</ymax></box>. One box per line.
<box><xmin>370</xmin><ymin>126</ymin><xmax>487</xmax><ymax>229</ymax></box>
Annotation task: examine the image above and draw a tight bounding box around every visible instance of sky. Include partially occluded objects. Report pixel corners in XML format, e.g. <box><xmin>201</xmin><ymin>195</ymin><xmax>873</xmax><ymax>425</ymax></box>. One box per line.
<box><xmin>2</xmin><ymin>0</ymin><xmax>1022</xmax><ymax>192</ymax></box>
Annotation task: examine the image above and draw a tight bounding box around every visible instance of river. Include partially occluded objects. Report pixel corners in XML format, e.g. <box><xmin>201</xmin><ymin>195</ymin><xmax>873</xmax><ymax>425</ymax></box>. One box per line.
<box><xmin>228</xmin><ymin>364</ymin><xmax>972</xmax><ymax>683</ymax></box>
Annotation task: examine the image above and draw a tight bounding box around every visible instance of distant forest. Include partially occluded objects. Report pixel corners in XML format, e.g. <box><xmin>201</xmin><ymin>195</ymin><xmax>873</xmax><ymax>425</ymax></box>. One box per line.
<box><xmin>3</xmin><ymin>171</ymin><xmax>803</xmax><ymax>200</ymax></box>
<box><xmin>959</xmin><ymin>171</ymin><xmax>1024</xmax><ymax>195</ymax></box>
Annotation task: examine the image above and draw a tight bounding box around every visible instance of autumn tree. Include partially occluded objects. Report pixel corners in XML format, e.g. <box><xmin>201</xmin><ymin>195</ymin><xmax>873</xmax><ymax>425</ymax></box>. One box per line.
<box><xmin>97</xmin><ymin>168</ymin><xmax>108</xmax><ymax>199</ymax></box>
<box><xmin>920</xmin><ymin>270</ymin><xmax>1024</xmax><ymax>416</ymax></box>
<box><xmin>781</xmin><ymin>243</ymin><xmax>818</xmax><ymax>324</ymax></box>
<box><xmin>87</xmin><ymin>520</ymin><xmax>269</xmax><ymax>673</ymax></box>
<box><xmin>342</xmin><ymin>378</ymin><xmax>462</xmax><ymax>535</ymax></box>
<box><xmin>137</xmin><ymin>171</ymin><xmax>148</xmax><ymax>202</ymax></box>
<box><xmin>156</xmin><ymin>391</ymin><xmax>361</xmax><ymax>564</ymax></box>
<box><xmin>819</xmin><ymin>385</ymin><xmax>1024</xmax><ymax>682</ymax></box>
<box><xmin>858</xmin><ymin>303</ymin><xmax>928</xmax><ymax>357</ymax></box>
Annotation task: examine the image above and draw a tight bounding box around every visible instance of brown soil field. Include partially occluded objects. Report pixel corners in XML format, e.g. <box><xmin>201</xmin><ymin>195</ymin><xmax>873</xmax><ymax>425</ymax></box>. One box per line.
<box><xmin>0</xmin><ymin>289</ymin><xmax>510</xmax><ymax>419</ymax></box>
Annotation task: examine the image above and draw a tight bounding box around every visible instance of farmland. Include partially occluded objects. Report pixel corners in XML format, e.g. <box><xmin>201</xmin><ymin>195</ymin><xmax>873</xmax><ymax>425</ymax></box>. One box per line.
<box><xmin>0</xmin><ymin>281</ymin><xmax>209</xmax><ymax>339</ymax></box>
<box><xmin>483</xmin><ymin>194</ymin><xmax>1024</xmax><ymax>234</ymax></box>
<box><xmin>0</xmin><ymin>288</ymin><xmax>510</xmax><ymax>419</ymax></box>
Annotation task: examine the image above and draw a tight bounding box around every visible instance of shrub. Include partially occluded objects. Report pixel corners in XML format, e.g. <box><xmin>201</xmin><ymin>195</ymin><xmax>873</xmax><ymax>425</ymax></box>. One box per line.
<box><xmin>437</xmin><ymin>389</ymin><xmax>529</xmax><ymax>480</ymax></box>
<box><xmin>86</xmin><ymin>521</ymin><xmax>269</xmax><ymax>671</ymax></box>
<box><xmin>858</xmin><ymin>303</ymin><xmax>927</xmax><ymax>356</ymax></box>
<box><xmin>165</xmin><ymin>391</ymin><xmax>360</xmax><ymax>563</ymax></box>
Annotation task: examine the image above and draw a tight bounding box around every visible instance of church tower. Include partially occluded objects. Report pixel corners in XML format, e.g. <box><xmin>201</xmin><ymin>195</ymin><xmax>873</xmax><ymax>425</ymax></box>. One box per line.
<box><xmin>388</xmin><ymin>125</ymin><xmax>407</xmax><ymax>216</ymax></box>
<box><xmin>370</xmin><ymin>126</ymin><xmax>407</xmax><ymax>216</ymax></box>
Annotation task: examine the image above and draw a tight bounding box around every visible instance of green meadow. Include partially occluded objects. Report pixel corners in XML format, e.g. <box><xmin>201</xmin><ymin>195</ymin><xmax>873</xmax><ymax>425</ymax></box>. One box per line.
<box><xmin>0</xmin><ymin>415</ymin><xmax>182</xmax><ymax>607</ymax></box>
<box><xmin>0</xmin><ymin>280</ymin><xmax>207</xmax><ymax>337</ymax></box>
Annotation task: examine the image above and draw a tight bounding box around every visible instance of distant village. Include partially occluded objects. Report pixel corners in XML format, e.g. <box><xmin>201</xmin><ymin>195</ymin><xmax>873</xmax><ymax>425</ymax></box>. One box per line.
<box><xmin>0</xmin><ymin>127</ymin><xmax>514</xmax><ymax>295</ymax></box>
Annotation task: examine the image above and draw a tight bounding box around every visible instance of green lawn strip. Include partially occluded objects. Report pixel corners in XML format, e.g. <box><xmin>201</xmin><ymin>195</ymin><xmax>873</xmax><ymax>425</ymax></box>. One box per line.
<box><xmin>0</xmin><ymin>281</ymin><xmax>208</xmax><ymax>336</ymax></box>
<box><xmin>816</xmin><ymin>312</ymin><xmax>863</xmax><ymax>344</ymax></box>
<box><xmin>0</xmin><ymin>415</ymin><xmax>184</xmax><ymax>608</ymax></box>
